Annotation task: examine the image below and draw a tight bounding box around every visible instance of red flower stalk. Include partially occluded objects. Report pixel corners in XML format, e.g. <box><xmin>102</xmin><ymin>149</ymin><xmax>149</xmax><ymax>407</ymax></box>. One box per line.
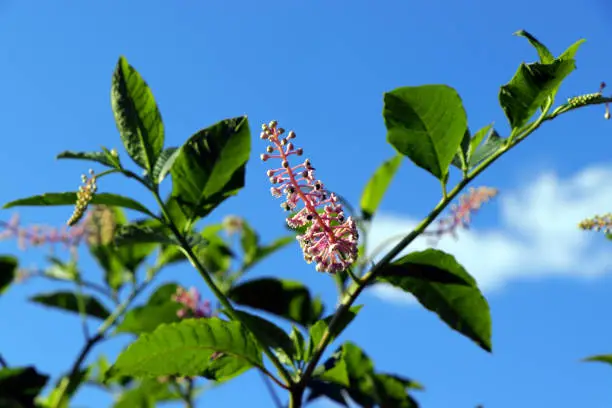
<box><xmin>172</xmin><ymin>286</ymin><xmax>212</xmax><ymax>319</ymax></box>
<box><xmin>426</xmin><ymin>186</ymin><xmax>498</xmax><ymax>241</ymax></box>
<box><xmin>260</xmin><ymin>120</ymin><xmax>358</xmax><ymax>274</ymax></box>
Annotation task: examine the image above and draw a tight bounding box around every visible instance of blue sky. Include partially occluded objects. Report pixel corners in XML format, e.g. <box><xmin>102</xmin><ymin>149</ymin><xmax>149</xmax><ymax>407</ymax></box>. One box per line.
<box><xmin>1</xmin><ymin>1</ymin><xmax>612</xmax><ymax>407</ymax></box>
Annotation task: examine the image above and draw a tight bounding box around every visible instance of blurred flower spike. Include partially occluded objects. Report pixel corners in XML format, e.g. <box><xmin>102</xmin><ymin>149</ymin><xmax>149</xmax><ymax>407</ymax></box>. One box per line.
<box><xmin>261</xmin><ymin>120</ymin><xmax>358</xmax><ymax>274</ymax></box>
<box><xmin>172</xmin><ymin>286</ymin><xmax>212</xmax><ymax>319</ymax></box>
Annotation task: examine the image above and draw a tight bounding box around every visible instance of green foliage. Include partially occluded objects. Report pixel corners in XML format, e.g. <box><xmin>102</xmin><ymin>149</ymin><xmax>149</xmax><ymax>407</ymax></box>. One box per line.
<box><xmin>30</xmin><ymin>291</ymin><xmax>111</xmax><ymax>320</ymax></box>
<box><xmin>499</xmin><ymin>48</ymin><xmax>577</xmax><ymax>130</ymax></box>
<box><xmin>0</xmin><ymin>256</ymin><xmax>17</xmax><ymax>295</ymax></box>
<box><xmin>383</xmin><ymin>85</ymin><xmax>468</xmax><ymax>180</ymax></box>
<box><xmin>57</xmin><ymin>150</ymin><xmax>122</xmax><ymax>170</ymax></box>
<box><xmin>115</xmin><ymin>284</ymin><xmax>182</xmax><ymax>335</ymax></box>
<box><xmin>307</xmin><ymin>306</ymin><xmax>363</xmax><ymax>360</ymax></box>
<box><xmin>111</xmin><ymin>56</ymin><xmax>165</xmax><ymax>173</ymax></box>
<box><xmin>112</xmin><ymin>378</ymin><xmax>182</xmax><ymax>408</ymax></box>
<box><xmin>583</xmin><ymin>354</ymin><xmax>612</xmax><ymax>366</ymax></box>
<box><xmin>170</xmin><ymin>117</ymin><xmax>251</xmax><ymax>222</ymax></box>
<box><xmin>108</xmin><ymin>318</ymin><xmax>263</xmax><ymax>380</ymax></box>
<box><xmin>360</xmin><ymin>155</ymin><xmax>403</xmax><ymax>220</ymax></box>
<box><xmin>151</xmin><ymin>147</ymin><xmax>180</xmax><ymax>184</ymax></box>
<box><xmin>3</xmin><ymin>192</ymin><xmax>156</xmax><ymax>219</ymax></box>
<box><xmin>228</xmin><ymin>277</ymin><xmax>324</xmax><ymax>327</ymax></box>
<box><xmin>0</xmin><ymin>367</ymin><xmax>49</xmax><ymax>407</ymax></box>
<box><xmin>513</xmin><ymin>30</ymin><xmax>554</xmax><ymax>63</ymax></box>
<box><xmin>377</xmin><ymin>249</ymin><xmax>492</xmax><ymax>352</ymax></box>
<box><xmin>231</xmin><ymin>310</ymin><xmax>296</xmax><ymax>363</ymax></box>
<box><xmin>307</xmin><ymin>342</ymin><xmax>422</xmax><ymax>407</ymax></box>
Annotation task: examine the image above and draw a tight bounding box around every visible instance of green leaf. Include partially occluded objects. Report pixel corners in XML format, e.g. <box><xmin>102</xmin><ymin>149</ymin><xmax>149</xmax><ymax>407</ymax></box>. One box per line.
<box><xmin>377</xmin><ymin>249</ymin><xmax>492</xmax><ymax>352</ymax></box>
<box><xmin>200</xmin><ymin>353</ymin><xmax>252</xmax><ymax>383</ymax></box>
<box><xmin>308</xmin><ymin>306</ymin><xmax>363</xmax><ymax>360</ymax></box>
<box><xmin>313</xmin><ymin>350</ymin><xmax>350</xmax><ymax>387</ymax></box>
<box><xmin>30</xmin><ymin>291</ymin><xmax>111</xmax><ymax>320</ymax></box>
<box><xmin>56</xmin><ymin>150</ymin><xmax>119</xmax><ymax>169</ymax></box>
<box><xmin>3</xmin><ymin>192</ymin><xmax>156</xmax><ymax>219</ymax></box>
<box><xmin>231</xmin><ymin>310</ymin><xmax>295</xmax><ymax>360</ymax></box>
<box><xmin>452</xmin><ymin>128</ymin><xmax>472</xmax><ymax>171</ymax></box>
<box><xmin>338</xmin><ymin>342</ymin><xmax>376</xmax><ymax>405</ymax></box>
<box><xmin>0</xmin><ymin>256</ymin><xmax>17</xmax><ymax>295</ymax></box>
<box><xmin>0</xmin><ymin>366</ymin><xmax>49</xmax><ymax>407</ymax></box>
<box><xmin>383</xmin><ymin>85</ymin><xmax>468</xmax><ymax>180</ymax></box>
<box><xmin>228</xmin><ymin>278</ymin><xmax>324</xmax><ymax>327</ymax></box>
<box><xmin>583</xmin><ymin>354</ymin><xmax>612</xmax><ymax>366</ymax></box>
<box><xmin>111</xmin><ymin>56</ymin><xmax>164</xmax><ymax>172</ymax></box>
<box><xmin>240</xmin><ymin>222</ymin><xmax>259</xmax><ymax>266</ymax></box>
<box><xmin>370</xmin><ymin>373</ymin><xmax>421</xmax><ymax>408</ymax></box>
<box><xmin>559</xmin><ymin>39</ymin><xmax>585</xmax><ymax>62</ymax></box>
<box><xmin>152</xmin><ymin>147</ymin><xmax>180</xmax><ymax>184</ymax></box>
<box><xmin>170</xmin><ymin>117</ymin><xmax>250</xmax><ymax>221</ymax></box>
<box><xmin>514</xmin><ymin>30</ymin><xmax>554</xmax><ymax>63</ymax></box>
<box><xmin>360</xmin><ymin>155</ymin><xmax>403</xmax><ymax>220</ymax></box>
<box><xmin>499</xmin><ymin>59</ymin><xmax>576</xmax><ymax>130</ymax></box>
<box><xmin>115</xmin><ymin>284</ymin><xmax>182</xmax><ymax>335</ymax></box>
<box><xmin>113</xmin><ymin>224</ymin><xmax>175</xmax><ymax>246</ymax></box>
<box><xmin>468</xmin><ymin>128</ymin><xmax>504</xmax><ymax>168</ymax></box>
<box><xmin>290</xmin><ymin>326</ymin><xmax>307</xmax><ymax>362</ymax></box>
<box><xmin>243</xmin><ymin>235</ymin><xmax>294</xmax><ymax>273</ymax></box>
<box><xmin>305</xmin><ymin>380</ymin><xmax>349</xmax><ymax>406</ymax></box>
<box><xmin>108</xmin><ymin>318</ymin><xmax>262</xmax><ymax>379</ymax></box>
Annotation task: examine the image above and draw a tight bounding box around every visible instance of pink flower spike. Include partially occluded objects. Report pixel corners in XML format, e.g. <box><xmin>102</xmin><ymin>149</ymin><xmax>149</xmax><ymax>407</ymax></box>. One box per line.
<box><xmin>172</xmin><ymin>286</ymin><xmax>213</xmax><ymax>319</ymax></box>
<box><xmin>260</xmin><ymin>120</ymin><xmax>359</xmax><ymax>274</ymax></box>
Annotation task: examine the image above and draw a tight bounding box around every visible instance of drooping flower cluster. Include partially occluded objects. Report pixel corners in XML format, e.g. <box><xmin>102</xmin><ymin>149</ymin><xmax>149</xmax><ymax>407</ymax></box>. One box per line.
<box><xmin>67</xmin><ymin>169</ymin><xmax>98</xmax><ymax>227</ymax></box>
<box><xmin>260</xmin><ymin>120</ymin><xmax>358</xmax><ymax>274</ymax></box>
<box><xmin>426</xmin><ymin>186</ymin><xmax>498</xmax><ymax>242</ymax></box>
<box><xmin>171</xmin><ymin>286</ymin><xmax>213</xmax><ymax>319</ymax></box>
<box><xmin>578</xmin><ymin>213</ymin><xmax>612</xmax><ymax>234</ymax></box>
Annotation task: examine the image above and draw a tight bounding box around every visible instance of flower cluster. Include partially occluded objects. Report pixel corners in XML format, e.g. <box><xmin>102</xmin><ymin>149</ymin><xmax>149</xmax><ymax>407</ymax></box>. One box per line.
<box><xmin>261</xmin><ymin>120</ymin><xmax>358</xmax><ymax>274</ymax></box>
<box><xmin>578</xmin><ymin>213</ymin><xmax>612</xmax><ymax>234</ymax></box>
<box><xmin>67</xmin><ymin>169</ymin><xmax>98</xmax><ymax>227</ymax></box>
<box><xmin>171</xmin><ymin>286</ymin><xmax>213</xmax><ymax>319</ymax></box>
<box><xmin>426</xmin><ymin>186</ymin><xmax>498</xmax><ymax>241</ymax></box>
<box><xmin>567</xmin><ymin>82</ymin><xmax>610</xmax><ymax>120</ymax></box>
<box><xmin>0</xmin><ymin>212</ymin><xmax>92</xmax><ymax>251</ymax></box>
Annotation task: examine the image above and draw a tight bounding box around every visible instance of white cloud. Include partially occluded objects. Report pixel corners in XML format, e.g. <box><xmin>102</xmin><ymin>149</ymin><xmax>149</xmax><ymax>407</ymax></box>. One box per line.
<box><xmin>367</xmin><ymin>165</ymin><xmax>612</xmax><ymax>305</ymax></box>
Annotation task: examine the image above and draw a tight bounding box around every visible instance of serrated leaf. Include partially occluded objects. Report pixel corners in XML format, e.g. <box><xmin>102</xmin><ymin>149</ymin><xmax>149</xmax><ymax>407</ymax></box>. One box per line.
<box><xmin>108</xmin><ymin>318</ymin><xmax>263</xmax><ymax>379</ymax></box>
<box><xmin>0</xmin><ymin>256</ymin><xmax>17</xmax><ymax>295</ymax></box>
<box><xmin>111</xmin><ymin>56</ymin><xmax>164</xmax><ymax>171</ymax></box>
<box><xmin>30</xmin><ymin>291</ymin><xmax>110</xmax><ymax>320</ymax></box>
<box><xmin>170</xmin><ymin>117</ymin><xmax>250</xmax><ymax>222</ymax></box>
<box><xmin>152</xmin><ymin>147</ymin><xmax>180</xmax><ymax>184</ymax></box>
<box><xmin>228</xmin><ymin>278</ymin><xmax>324</xmax><ymax>327</ymax></box>
<box><xmin>499</xmin><ymin>59</ymin><xmax>576</xmax><ymax>130</ymax></box>
<box><xmin>377</xmin><ymin>249</ymin><xmax>492</xmax><ymax>352</ymax></box>
<box><xmin>514</xmin><ymin>30</ymin><xmax>554</xmax><ymax>63</ymax></box>
<box><xmin>384</xmin><ymin>85</ymin><xmax>468</xmax><ymax>180</ymax></box>
<box><xmin>360</xmin><ymin>155</ymin><xmax>403</xmax><ymax>220</ymax></box>
<box><xmin>3</xmin><ymin>192</ymin><xmax>156</xmax><ymax>219</ymax></box>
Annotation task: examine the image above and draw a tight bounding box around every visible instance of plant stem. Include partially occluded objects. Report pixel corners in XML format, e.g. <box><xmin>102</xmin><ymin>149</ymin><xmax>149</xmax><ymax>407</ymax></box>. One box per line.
<box><xmin>288</xmin><ymin>387</ymin><xmax>304</xmax><ymax>408</ymax></box>
<box><xmin>298</xmin><ymin>101</ymin><xmax>573</xmax><ymax>388</ymax></box>
<box><xmin>260</xmin><ymin>371</ymin><xmax>283</xmax><ymax>408</ymax></box>
<box><xmin>152</xmin><ymin>191</ymin><xmax>294</xmax><ymax>388</ymax></box>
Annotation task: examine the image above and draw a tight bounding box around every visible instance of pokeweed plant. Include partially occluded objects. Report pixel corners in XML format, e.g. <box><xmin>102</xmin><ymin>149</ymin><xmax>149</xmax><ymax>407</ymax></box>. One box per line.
<box><xmin>1</xmin><ymin>29</ymin><xmax>610</xmax><ymax>408</ymax></box>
